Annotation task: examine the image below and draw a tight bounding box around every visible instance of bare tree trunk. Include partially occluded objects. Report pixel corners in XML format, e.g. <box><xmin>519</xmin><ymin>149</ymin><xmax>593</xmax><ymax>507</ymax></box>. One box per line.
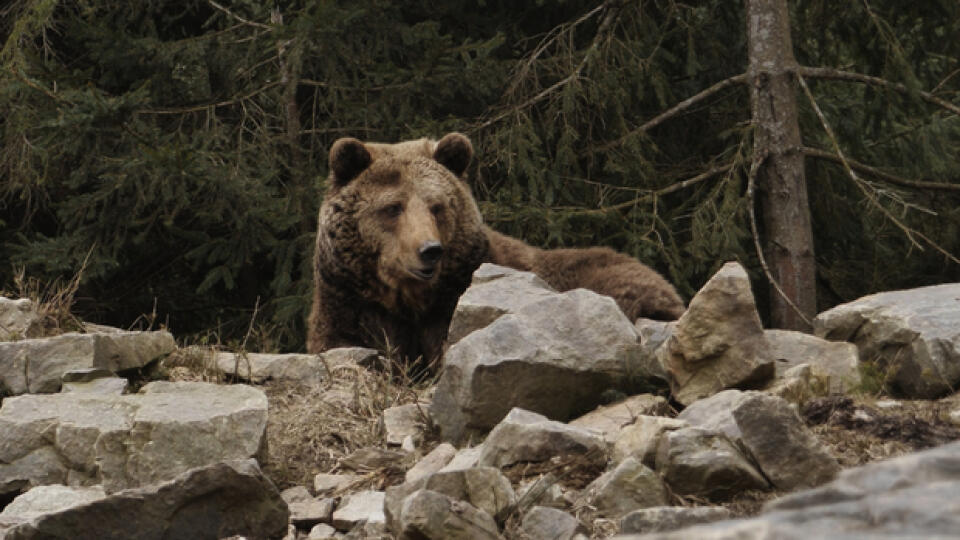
<box><xmin>746</xmin><ymin>0</ymin><xmax>816</xmax><ymax>330</ymax></box>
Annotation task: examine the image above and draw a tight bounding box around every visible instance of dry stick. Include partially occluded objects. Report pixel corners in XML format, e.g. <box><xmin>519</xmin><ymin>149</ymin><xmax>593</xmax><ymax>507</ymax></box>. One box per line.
<box><xmin>746</xmin><ymin>150</ymin><xmax>813</xmax><ymax>328</ymax></box>
<box><xmin>137</xmin><ymin>81</ymin><xmax>281</xmax><ymax>115</ymax></box>
<box><xmin>799</xmin><ymin>66</ymin><xmax>960</xmax><ymax>117</ymax></box>
<box><xmin>596</xmin><ymin>73</ymin><xmax>749</xmax><ymax>152</ymax></box>
<box><xmin>802</xmin><ymin>146</ymin><xmax>960</xmax><ymax>192</ymax></box>
<box><xmin>798</xmin><ymin>74</ymin><xmax>960</xmax><ymax>265</ymax></box>
<box><xmin>208</xmin><ymin>0</ymin><xmax>272</xmax><ymax>30</ymax></box>
<box><xmin>472</xmin><ymin>0</ymin><xmax>621</xmax><ymax>132</ymax></box>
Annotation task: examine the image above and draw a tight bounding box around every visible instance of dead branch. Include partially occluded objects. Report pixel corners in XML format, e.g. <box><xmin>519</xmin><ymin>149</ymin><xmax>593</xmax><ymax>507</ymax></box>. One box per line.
<box><xmin>746</xmin><ymin>149</ymin><xmax>813</xmax><ymax>327</ymax></box>
<box><xmin>472</xmin><ymin>0</ymin><xmax>622</xmax><ymax>132</ymax></box>
<box><xmin>798</xmin><ymin>74</ymin><xmax>960</xmax><ymax>265</ymax></box>
<box><xmin>802</xmin><ymin>146</ymin><xmax>960</xmax><ymax>192</ymax></box>
<box><xmin>799</xmin><ymin>66</ymin><xmax>960</xmax><ymax>117</ymax></box>
<box><xmin>208</xmin><ymin>1</ymin><xmax>271</xmax><ymax>30</ymax></box>
<box><xmin>597</xmin><ymin>73</ymin><xmax>749</xmax><ymax>152</ymax></box>
<box><xmin>136</xmin><ymin>81</ymin><xmax>281</xmax><ymax>115</ymax></box>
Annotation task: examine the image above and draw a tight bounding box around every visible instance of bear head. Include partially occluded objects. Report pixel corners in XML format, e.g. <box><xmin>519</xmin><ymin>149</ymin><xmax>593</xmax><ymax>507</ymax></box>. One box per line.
<box><xmin>316</xmin><ymin>132</ymin><xmax>488</xmax><ymax>315</ymax></box>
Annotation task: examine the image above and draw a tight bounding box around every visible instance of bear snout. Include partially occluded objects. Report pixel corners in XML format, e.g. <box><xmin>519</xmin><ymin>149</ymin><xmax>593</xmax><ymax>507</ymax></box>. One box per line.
<box><xmin>418</xmin><ymin>241</ymin><xmax>444</xmax><ymax>266</ymax></box>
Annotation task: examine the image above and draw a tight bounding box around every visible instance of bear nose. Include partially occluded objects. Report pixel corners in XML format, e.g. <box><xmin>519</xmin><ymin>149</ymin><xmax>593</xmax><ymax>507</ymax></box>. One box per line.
<box><xmin>418</xmin><ymin>241</ymin><xmax>444</xmax><ymax>266</ymax></box>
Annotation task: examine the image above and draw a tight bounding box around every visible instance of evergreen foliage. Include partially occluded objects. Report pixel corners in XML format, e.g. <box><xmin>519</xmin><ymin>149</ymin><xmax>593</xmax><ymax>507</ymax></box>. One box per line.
<box><xmin>1</xmin><ymin>0</ymin><xmax>958</xmax><ymax>349</ymax></box>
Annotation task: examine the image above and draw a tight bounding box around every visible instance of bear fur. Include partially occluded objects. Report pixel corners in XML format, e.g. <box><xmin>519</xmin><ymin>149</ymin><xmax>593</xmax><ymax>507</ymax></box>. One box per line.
<box><xmin>308</xmin><ymin>133</ymin><xmax>685</xmax><ymax>363</ymax></box>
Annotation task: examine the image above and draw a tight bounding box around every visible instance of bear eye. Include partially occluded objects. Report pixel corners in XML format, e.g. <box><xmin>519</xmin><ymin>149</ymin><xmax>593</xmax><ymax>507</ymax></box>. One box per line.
<box><xmin>380</xmin><ymin>203</ymin><xmax>403</xmax><ymax>218</ymax></box>
<box><xmin>430</xmin><ymin>204</ymin><xmax>444</xmax><ymax>216</ymax></box>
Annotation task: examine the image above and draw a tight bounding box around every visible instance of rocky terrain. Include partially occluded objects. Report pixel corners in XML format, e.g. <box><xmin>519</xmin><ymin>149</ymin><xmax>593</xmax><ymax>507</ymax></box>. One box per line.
<box><xmin>1</xmin><ymin>262</ymin><xmax>959</xmax><ymax>539</ymax></box>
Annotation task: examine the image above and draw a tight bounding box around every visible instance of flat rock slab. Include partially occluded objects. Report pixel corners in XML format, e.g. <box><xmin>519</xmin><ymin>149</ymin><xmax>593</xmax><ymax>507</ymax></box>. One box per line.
<box><xmin>432</xmin><ymin>269</ymin><xmax>648</xmax><ymax>444</ymax></box>
<box><xmin>765</xmin><ymin>329</ymin><xmax>859</xmax><ymax>393</ymax></box>
<box><xmin>568</xmin><ymin>394</ymin><xmax>669</xmax><ymax>444</ymax></box>
<box><xmin>0</xmin><ymin>459</ymin><xmax>288</xmax><ymax>540</ymax></box>
<box><xmin>658</xmin><ymin>262</ymin><xmax>774</xmax><ymax>406</ymax></box>
<box><xmin>383</xmin><ymin>403</ymin><xmax>429</xmax><ymax>446</ymax></box>
<box><xmin>332</xmin><ymin>490</ymin><xmax>385</xmax><ymax>531</ymax></box>
<box><xmin>0</xmin><ymin>330</ymin><xmax>175</xmax><ymax>395</ymax></box>
<box><xmin>0</xmin><ymin>381</ymin><xmax>268</xmax><ymax>495</ymax></box>
<box><xmin>213</xmin><ymin>351</ymin><xmax>327</xmax><ymax>385</ymax></box>
<box><xmin>617</xmin><ymin>441</ymin><xmax>960</xmax><ymax>539</ymax></box>
<box><xmin>620</xmin><ymin>506</ymin><xmax>732</xmax><ymax>534</ymax></box>
<box><xmin>405</xmin><ymin>443</ymin><xmax>457</xmax><ymax>483</ymax></box>
<box><xmin>478</xmin><ymin>408</ymin><xmax>606</xmax><ymax>469</ymax></box>
<box><xmin>814</xmin><ymin>283</ymin><xmax>960</xmax><ymax>398</ymax></box>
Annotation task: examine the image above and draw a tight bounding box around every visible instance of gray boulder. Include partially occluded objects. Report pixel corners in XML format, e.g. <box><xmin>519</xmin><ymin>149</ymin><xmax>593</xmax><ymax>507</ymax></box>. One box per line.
<box><xmin>612</xmin><ymin>416</ymin><xmax>688</xmax><ymax>467</ymax></box>
<box><xmin>0</xmin><ymin>330</ymin><xmax>175</xmax><ymax>395</ymax></box>
<box><xmin>433</xmin><ymin>271</ymin><xmax>649</xmax><ymax>444</ymax></box>
<box><xmin>814</xmin><ymin>284</ymin><xmax>960</xmax><ymax>398</ymax></box>
<box><xmin>0</xmin><ymin>459</ymin><xmax>288</xmax><ymax>540</ymax></box>
<box><xmin>655</xmin><ymin>427</ymin><xmax>769</xmax><ymax>500</ymax></box>
<box><xmin>658</xmin><ymin>263</ymin><xmax>775</xmax><ymax>406</ymax></box>
<box><xmin>678</xmin><ymin>390</ymin><xmax>839</xmax><ymax>490</ymax></box>
<box><xmin>331</xmin><ymin>490</ymin><xmax>385</xmax><ymax>532</ymax></box>
<box><xmin>383</xmin><ymin>403</ymin><xmax>429</xmax><ymax>447</ymax></box>
<box><xmin>397</xmin><ymin>489</ymin><xmax>504</xmax><ymax>540</ymax></box>
<box><xmin>616</xmin><ymin>441</ymin><xmax>960</xmax><ymax>539</ymax></box>
<box><xmin>0</xmin><ymin>381</ymin><xmax>268</xmax><ymax>496</ymax></box>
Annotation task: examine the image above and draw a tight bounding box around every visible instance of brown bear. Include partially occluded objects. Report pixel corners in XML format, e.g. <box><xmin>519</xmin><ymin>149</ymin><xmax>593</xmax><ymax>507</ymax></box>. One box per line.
<box><xmin>307</xmin><ymin>133</ymin><xmax>685</xmax><ymax>364</ymax></box>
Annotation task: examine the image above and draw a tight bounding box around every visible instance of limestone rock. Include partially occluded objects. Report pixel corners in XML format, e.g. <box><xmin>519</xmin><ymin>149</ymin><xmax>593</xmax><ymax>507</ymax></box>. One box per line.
<box><xmin>521</xmin><ymin>506</ymin><xmax>586</xmax><ymax>540</ymax></box>
<box><xmin>0</xmin><ymin>381</ymin><xmax>268</xmax><ymax>496</ymax></box>
<box><xmin>385</xmin><ymin>467</ymin><xmax>516</xmax><ymax>534</ymax></box>
<box><xmin>612</xmin><ymin>416</ymin><xmax>688</xmax><ymax>467</ymax></box>
<box><xmin>568</xmin><ymin>394</ymin><xmax>669</xmax><ymax>444</ymax></box>
<box><xmin>634</xmin><ymin>318</ymin><xmax>675</xmax><ymax>383</ymax></box>
<box><xmin>477</xmin><ymin>408</ymin><xmax>606</xmax><ymax>469</ymax></box>
<box><xmin>0</xmin><ymin>330</ymin><xmax>175</xmax><ymax>395</ymax></box>
<box><xmin>398</xmin><ymin>489</ymin><xmax>503</xmax><ymax>540</ymax></box>
<box><xmin>282</xmin><ymin>486</ymin><xmax>335</xmax><ymax>528</ymax></box>
<box><xmin>658</xmin><ymin>262</ymin><xmax>775</xmax><ymax>406</ymax></box>
<box><xmin>321</xmin><ymin>346</ymin><xmax>382</xmax><ymax>370</ymax></box>
<box><xmin>762</xmin><ymin>363</ymin><xmax>830</xmax><ymax>405</ymax></box>
<box><xmin>214</xmin><ymin>351</ymin><xmax>327</xmax><ymax>385</ymax></box>
<box><xmin>308</xmin><ymin>523</ymin><xmax>338</xmax><ymax>539</ymax></box>
<box><xmin>0</xmin><ymin>297</ymin><xmax>40</xmax><ymax>340</ymax></box>
<box><xmin>765</xmin><ymin>329</ymin><xmax>860</xmax><ymax>393</ymax></box>
<box><xmin>619</xmin><ymin>506</ymin><xmax>732</xmax><ymax>534</ymax></box>
<box><xmin>581</xmin><ymin>457</ymin><xmax>668</xmax><ymax>519</ymax></box>
<box><xmin>405</xmin><ymin>443</ymin><xmax>457</xmax><ymax>483</ymax></box>
<box><xmin>446</xmin><ymin>263</ymin><xmax>557</xmax><ymax>346</ymax></box>
<box><xmin>0</xmin><ymin>459</ymin><xmax>288</xmax><ymax>540</ymax></box>
<box><xmin>433</xmin><ymin>283</ymin><xmax>647</xmax><ymax>444</ymax></box>
<box><xmin>679</xmin><ymin>390</ymin><xmax>840</xmax><ymax>491</ymax></box>
<box><xmin>383</xmin><ymin>403</ymin><xmax>428</xmax><ymax>447</ymax></box>
<box><xmin>61</xmin><ymin>367</ymin><xmax>128</xmax><ymax>395</ymax></box>
<box><xmin>332</xmin><ymin>490</ymin><xmax>385</xmax><ymax>531</ymax></box>
<box><xmin>655</xmin><ymin>427</ymin><xmax>769</xmax><ymax>500</ymax></box>
<box><xmin>437</xmin><ymin>446</ymin><xmax>483</xmax><ymax>473</ymax></box>
<box><xmin>814</xmin><ymin>284</ymin><xmax>960</xmax><ymax>398</ymax></box>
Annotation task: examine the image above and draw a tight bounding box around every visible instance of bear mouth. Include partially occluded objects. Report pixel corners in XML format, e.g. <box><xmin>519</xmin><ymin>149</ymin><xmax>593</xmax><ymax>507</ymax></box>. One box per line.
<box><xmin>409</xmin><ymin>267</ymin><xmax>438</xmax><ymax>281</ymax></box>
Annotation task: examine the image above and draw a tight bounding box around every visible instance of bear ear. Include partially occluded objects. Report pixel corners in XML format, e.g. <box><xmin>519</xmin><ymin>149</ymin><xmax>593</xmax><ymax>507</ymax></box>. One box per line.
<box><xmin>433</xmin><ymin>132</ymin><xmax>473</xmax><ymax>177</ymax></box>
<box><xmin>329</xmin><ymin>138</ymin><xmax>372</xmax><ymax>187</ymax></box>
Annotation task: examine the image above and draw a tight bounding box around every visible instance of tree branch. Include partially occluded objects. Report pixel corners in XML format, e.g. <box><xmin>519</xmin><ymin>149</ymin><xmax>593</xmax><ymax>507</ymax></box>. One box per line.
<box><xmin>596</xmin><ymin>73</ymin><xmax>748</xmax><ymax>152</ymax></box>
<box><xmin>798</xmin><ymin>73</ymin><xmax>960</xmax><ymax>265</ymax></box>
<box><xmin>802</xmin><ymin>146</ymin><xmax>960</xmax><ymax>192</ymax></box>
<box><xmin>799</xmin><ymin>66</ymin><xmax>960</xmax><ymax>117</ymax></box>
<box><xmin>208</xmin><ymin>1</ymin><xmax>271</xmax><ymax>30</ymax></box>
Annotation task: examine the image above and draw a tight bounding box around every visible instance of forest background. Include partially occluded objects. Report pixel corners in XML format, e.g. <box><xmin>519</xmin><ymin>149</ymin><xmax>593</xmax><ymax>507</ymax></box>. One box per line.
<box><xmin>2</xmin><ymin>0</ymin><xmax>959</xmax><ymax>351</ymax></box>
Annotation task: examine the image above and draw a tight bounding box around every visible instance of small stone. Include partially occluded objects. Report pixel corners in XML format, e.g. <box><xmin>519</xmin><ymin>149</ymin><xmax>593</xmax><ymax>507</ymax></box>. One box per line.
<box><xmin>478</xmin><ymin>408</ymin><xmax>606</xmax><ymax>469</ymax></box>
<box><xmin>568</xmin><ymin>394</ymin><xmax>669</xmax><ymax>444</ymax></box>
<box><xmin>875</xmin><ymin>399</ymin><xmax>901</xmax><ymax>409</ymax></box>
<box><xmin>406</xmin><ymin>443</ymin><xmax>457</xmax><ymax>483</ymax></box>
<box><xmin>383</xmin><ymin>403</ymin><xmax>428</xmax><ymax>446</ymax></box>
<box><xmin>521</xmin><ymin>506</ymin><xmax>586</xmax><ymax>540</ymax></box>
<box><xmin>437</xmin><ymin>446</ymin><xmax>482</xmax><ymax>473</ymax></box>
<box><xmin>581</xmin><ymin>457</ymin><xmax>668</xmax><ymax>518</ymax></box>
<box><xmin>619</xmin><ymin>505</ymin><xmax>732</xmax><ymax>534</ymax></box>
<box><xmin>308</xmin><ymin>523</ymin><xmax>338</xmax><ymax>539</ymax></box>
<box><xmin>612</xmin><ymin>416</ymin><xmax>688</xmax><ymax>467</ymax></box>
<box><xmin>398</xmin><ymin>489</ymin><xmax>504</xmax><ymax>540</ymax></box>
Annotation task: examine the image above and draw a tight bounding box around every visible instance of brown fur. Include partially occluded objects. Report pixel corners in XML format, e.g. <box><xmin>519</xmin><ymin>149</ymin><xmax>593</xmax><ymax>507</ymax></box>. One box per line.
<box><xmin>308</xmin><ymin>133</ymin><xmax>684</xmax><ymax>362</ymax></box>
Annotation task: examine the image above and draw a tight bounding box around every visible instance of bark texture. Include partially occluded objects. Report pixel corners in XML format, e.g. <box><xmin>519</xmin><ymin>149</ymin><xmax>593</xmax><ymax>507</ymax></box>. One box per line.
<box><xmin>746</xmin><ymin>0</ymin><xmax>816</xmax><ymax>330</ymax></box>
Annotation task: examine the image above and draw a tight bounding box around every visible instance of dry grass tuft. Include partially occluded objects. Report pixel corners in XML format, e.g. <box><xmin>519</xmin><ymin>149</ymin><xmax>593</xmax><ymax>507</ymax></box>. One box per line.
<box><xmin>4</xmin><ymin>265</ymin><xmax>86</xmax><ymax>338</ymax></box>
<box><xmin>261</xmin><ymin>357</ymin><xmax>435</xmax><ymax>491</ymax></box>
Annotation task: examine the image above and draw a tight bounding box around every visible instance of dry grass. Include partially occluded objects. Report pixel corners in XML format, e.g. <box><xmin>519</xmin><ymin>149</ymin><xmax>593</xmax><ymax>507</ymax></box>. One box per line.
<box><xmin>3</xmin><ymin>265</ymin><xmax>86</xmax><ymax>338</ymax></box>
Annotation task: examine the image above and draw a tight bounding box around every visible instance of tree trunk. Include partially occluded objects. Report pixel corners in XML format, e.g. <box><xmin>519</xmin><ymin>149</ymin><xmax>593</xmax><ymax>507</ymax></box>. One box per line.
<box><xmin>746</xmin><ymin>0</ymin><xmax>816</xmax><ymax>331</ymax></box>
